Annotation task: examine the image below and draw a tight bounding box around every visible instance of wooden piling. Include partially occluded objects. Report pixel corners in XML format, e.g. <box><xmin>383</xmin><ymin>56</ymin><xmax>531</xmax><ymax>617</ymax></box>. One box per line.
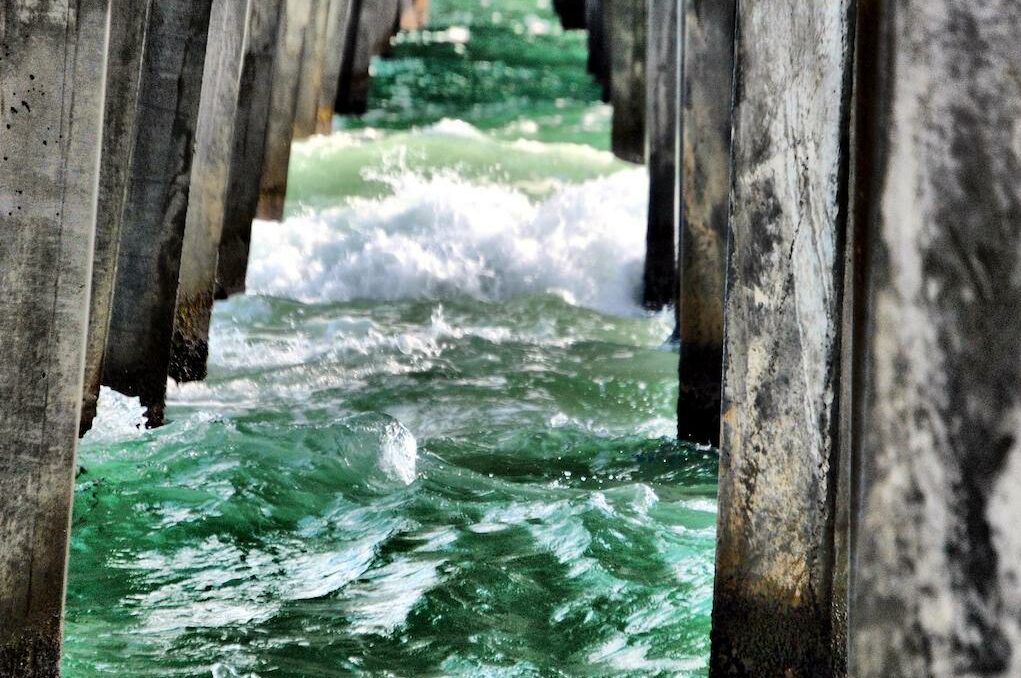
<box><xmin>640</xmin><ymin>0</ymin><xmax>677</xmax><ymax>310</ymax></box>
<box><xmin>553</xmin><ymin>0</ymin><xmax>586</xmax><ymax>30</ymax></box>
<box><xmin>675</xmin><ymin>0</ymin><xmax>735</xmax><ymax>447</ymax></box>
<box><xmin>315</xmin><ymin>0</ymin><xmax>354</xmax><ymax>134</ymax></box>
<box><xmin>256</xmin><ymin>0</ymin><xmax>313</xmax><ymax>221</ymax></box>
<box><xmin>711</xmin><ymin>2</ymin><xmax>855</xmax><ymax>675</ymax></box>
<box><xmin>169</xmin><ymin>0</ymin><xmax>253</xmax><ymax>384</ymax></box>
<box><xmin>849</xmin><ymin>1</ymin><xmax>1021</xmax><ymax>674</ymax></box>
<box><xmin>398</xmin><ymin>0</ymin><xmax>427</xmax><ymax>31</ymax></box>
<box><xmin>585</xmin><ymin>0</ymin><xmax>610</xmax><ymax>102</ymax></box>
<box><xmin>80</xmin><ymin>0</ymin><xmax>153</xmax><ymax>436</ymax></box>
<box><xmin>0</xmin><ymin>0</ymin><xmax>110</xmax><ymax>672</ymax></box>
<box><xmin>335</xmin><ymin>0</ymin><xmax>401</xmax><ymax>115</ymax></box>
<box><xmin>215</xmin><ymin>0</ymin><xmax>284</xmax><ymax>299</ymax></box>
<box><xmin>102</xmin><ymin>0</ymin><xmax>215</xmax><ymax>426</ymax></box>
<box><xmin>604</xmin><ymin>0</ymin><xmax>646</xmax><ymax>164</ymax></box>
<box><xmin>292</xmin><ymin>0</ymin><xmax>331</xmax><ymax>139</ymax></box>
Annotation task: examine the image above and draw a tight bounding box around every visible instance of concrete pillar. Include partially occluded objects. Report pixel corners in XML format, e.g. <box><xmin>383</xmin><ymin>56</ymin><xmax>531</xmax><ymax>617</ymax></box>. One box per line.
<box><xmin>552</xmin><ymin>0</ymin><xmax>585</xmax><ymax>30</ymax></box>
<box><xmin>585</xmin><ymin>0</ymin><xmax>610</xmax><ymax>102</ymax></box>
<box><xmin>292</xmin><ymin>0</ymin><xmax>330</xmax><ymax>139</ymax></box>
<box><xmin>335</xmin><ymin>0</ymin><xmax>400</xmax><ymax>115</ymax></box>
<box><xmin>640</xmin><ymin>0</ymin><xmax>677</xmax><ymax>311</ymax></box>
<box><xmin>169</xmin><ymin>0</ymin><xmax>253</xmax><ymax>383</ymax></box>
<box><xmin>711</xmin><ymin>2</ymin><xmax>855</xmax><ymax>675</ymax></box>
<box><xmin>0</xmin><ymin>0</ymin><xmax>110</xmax><ymax>672</ymax></box>
<box><xmin>256</xmin><ymin>0</ymin><xmax>313</xmax><ymax>221</ymax></box>
<box><xmin>849</xmin><ymin>1</ymin><xmax>1021</xmax><ymax>675</ymax></box>
<box><xmin>102</xmin><ymin>0</ymin><xmax>215</xmax><ymax>426</ymax></box>
<box><xmin>215</xmin><ymin>0</ymin><xmax>284</xmax><ymax>299</ymax></box>
<box><xmin>604</xmin><ymin>0</ymin><xmax>645</xmax><ymax>164</ymax></box>
<box><xmin>315</xmin><ymin>0</ymin><xmax>354</xmax><ymax>134</ymax></box>
<box><xmin>675</xmin><ymin>0</ymin><xmax>735</xmax><ymax>446</ymax></box>
<box><xmin>80</xmin><ymin>0</ymin><xmax>153</xmax><ymax>436</ymax></box>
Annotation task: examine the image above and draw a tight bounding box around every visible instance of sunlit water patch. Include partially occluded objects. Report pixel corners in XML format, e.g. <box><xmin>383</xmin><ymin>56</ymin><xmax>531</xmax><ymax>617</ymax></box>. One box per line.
<box><xmin>64</xmin><ymin>0</ymin><xmax>716</xmax><ymax>675</ymax></box>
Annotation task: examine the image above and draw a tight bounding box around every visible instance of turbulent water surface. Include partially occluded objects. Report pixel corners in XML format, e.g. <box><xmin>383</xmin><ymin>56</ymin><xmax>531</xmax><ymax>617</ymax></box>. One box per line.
<box><xmin>64</xmin><ymin>1</ymin><xmax>717</xmax><ymax>675</ymax></box>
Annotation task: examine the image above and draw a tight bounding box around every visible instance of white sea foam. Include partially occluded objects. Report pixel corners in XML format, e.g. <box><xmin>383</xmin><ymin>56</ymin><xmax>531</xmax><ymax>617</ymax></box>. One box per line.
<box><xmin>247</xmin><ymin>165</ymin><xmax>649</xmax><ymax>317</ymax></box>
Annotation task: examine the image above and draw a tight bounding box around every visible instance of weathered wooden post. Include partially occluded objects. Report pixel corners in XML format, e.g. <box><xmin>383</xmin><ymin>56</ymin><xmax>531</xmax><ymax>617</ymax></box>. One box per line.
<box><xmin>398</xmin><ymin>0</ymin><xmax>427</xmax><ymax>30</ymax></box>
<box><xmin>849</xmin><ymin>0</ymin><xmax>1021</xmax><ymax>674</ymax></box>
<box><xmin>335</xmin><ymin>0</ymin><xmax>400</xmax><ymax>115</ymax></box>
<box><xmin>169</xmin><ymin>0</ymin><xmax>253</xmax><ymax>383</ymax></box>
<box><xmin>553</xmin><ymin>0</ymin><xmax>585</xmax><ymax>30</ymax></box>
<box><xmin>675</xmin><ymin>0</ymin><xmax>734</xmax><ymax>446</ymax></box>
<box><xmin>585</xmin><ymin>0</ymin><xmax>609</xmax><ymax>101</ymax></box>
<box><xmin>640</xmin><ymin>0</ymin><xmax>677</xmax><ymax>310</ymax></box>
<box><xmin>256</xmin><ymin>0</ymin><xmax>312</xmax><ymax>221</ymax></box>
<box><xmin>711</xmin><ymin>2</ymin><xmax>855</xmax><ymax>674</ymax></box>
<box><xmin>0</xmin><ymin>0</ymin><xmax>110</xmax><ymax>672</ymax></box>
<box><xmin>102</xmin><ymin>0</ymin><xmax>215</xmax><ymax>426</ymax></box>
<box><xmin>292</xmin><ymin>0</ymin><xmax>330</xmax><ymax>138</ymax></box>
<box><xmin>315</xmin><ymin>0</ymin><xmax>354</xmax><ymax>134</ymax></box>
<box><xmin>80</xmin><ymin>0</ymin><xmax>153</xmax><ymax>435</ymax></box>
<box><xmin>603</xmin><ymin>0</ymin><xmax>645</xmax><ymax>164</ymax></box>
<box><xmin>215</xmin><ymin>0</ymin><xmax>284</xmax><ymax>298</ymax></box>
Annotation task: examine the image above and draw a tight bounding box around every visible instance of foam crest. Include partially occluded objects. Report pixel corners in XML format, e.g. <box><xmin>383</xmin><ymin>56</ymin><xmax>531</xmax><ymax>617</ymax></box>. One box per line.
<box><xmin>247</xmin><ymin>166</ymin><xmax>649</xmax><ymax>316</ymax></box>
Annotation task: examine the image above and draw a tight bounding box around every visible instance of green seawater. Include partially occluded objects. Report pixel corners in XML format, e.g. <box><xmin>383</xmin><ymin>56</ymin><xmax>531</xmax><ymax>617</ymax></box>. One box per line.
<box><xmin>64</xmin><ymin>1</ymin><xmax>717</xmax><ymax>675</ymax></box>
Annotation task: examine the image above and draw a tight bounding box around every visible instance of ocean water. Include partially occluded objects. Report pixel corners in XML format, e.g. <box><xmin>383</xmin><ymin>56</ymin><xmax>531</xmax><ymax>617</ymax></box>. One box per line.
<box><xmin>64</xmin><ymin>1</ymin><xmax>717</xmax><ymax>675</ymax></box>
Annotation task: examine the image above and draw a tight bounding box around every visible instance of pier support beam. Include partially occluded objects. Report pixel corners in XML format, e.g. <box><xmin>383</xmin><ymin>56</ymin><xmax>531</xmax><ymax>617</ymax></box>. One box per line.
<box><xmin>102</xmin><ymin>0</ymin><xmax>214</xmax><ymax>426</ymax></box>
<box><xmin>292</xmin><ymin>0</ymin><xmax>331</xmax><ymax>138</ymax></box>
<box><xmin>169</xmin><ymin>0</ymin><xmax>253</xmax><ymax>383</ymax></box>
<box><xmin>585</xmin><ymin>0</ymin><xmax>609</xmax><ymax>102</ymax></box>
<box><xmin>640</xmin><ymin>0</ymin><xmax>677</xmax><ymax>310</ymax></box>
<box><xmin>256</xmin><ymin>0</ymin><xmax>312</xmax><ymax>221</ymax></box>
<box><xmin>849</xmin><ymin>1</ymin><xmax>1021</xmax><ymax>674</ymax></box>
<box><xmin>0</xmin><ymin>0</ymin><xmax>109</xmax><ymax>672</ymax></box>
<box><xmin>316</xmin><ymin>0</ymin><xmax>354</xmax><ymax>134</ymax></box>
<box><xmin>80</xmin><ymin>0</ymin><xmax>153</xmax><ymax>435</ymax></box>
<box><xmin>711</xmin><ymin>2</ymin><xmax>855</xmax><ymax>675</ymax></box>
<box><xmin>335</xmin><ymin>0</ymin><xmax>401</xmax><ymax>115</ymax></box>
<box><xmin>215</xmin><ymin>0</ymin><xmax>284</xmax><ymax>298</ymax></box>
<box><xmin>675</xmin><ymin>0</ymin><xmax>735</xmax><ymax>446</ymax></box>
<box><xmin>398</xmin><ymin>0</ymin><xmax>427</xmax><ymax>31</ymax></box>
<box><xmin>604</xmin><ymin>0</ymin><xmax>645</xmax><ymax>164</ymax></box>
<box><xmin>553</xmin><ymin>0</ymin><xmax>585</xmax><ymax>30</ymax></box>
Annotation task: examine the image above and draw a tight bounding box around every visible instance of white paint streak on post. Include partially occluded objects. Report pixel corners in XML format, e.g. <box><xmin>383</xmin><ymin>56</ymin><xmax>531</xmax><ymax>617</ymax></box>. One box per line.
<box><xmin>0</xmin><ymin>0</ymin><xmax>110</xmax><ymax>672</ymax></box>
<box><xmin>169</xmin><ymin>0</ymin><xmax>253</xmax><ymax>383</ymax></box>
